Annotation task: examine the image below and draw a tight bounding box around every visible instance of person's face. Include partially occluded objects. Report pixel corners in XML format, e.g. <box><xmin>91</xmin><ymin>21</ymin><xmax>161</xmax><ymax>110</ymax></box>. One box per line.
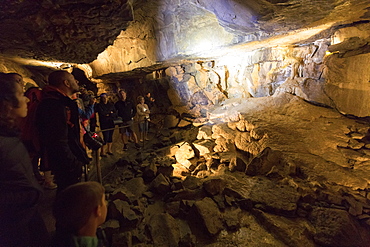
<box><xmin>140</xmin><ymin>97</ymin><xmax>145</xmax><ymax>104</ymax></box>
<box><xmin>11</xmin><ymin>83</ymin><xmax>29</xmax><ymax>118</ymax></box>
<box><xmin>100</xmin><ymin>95</ymin><xmax>107</xmax><ymax>103</ymax></box>
<box><xmin>66</xmin><ymin>74</ymin><xmax>80</xmax><ymax>94</ymax></box>
<box><xmin>120</xmin><ymin>91</ymin><xmax>127</xmax><ymax>101</ymax></box>
<box><xmin>97</xmin><ymin>194</ymin><xmax>107</xmax><ymax>225</ymax></box>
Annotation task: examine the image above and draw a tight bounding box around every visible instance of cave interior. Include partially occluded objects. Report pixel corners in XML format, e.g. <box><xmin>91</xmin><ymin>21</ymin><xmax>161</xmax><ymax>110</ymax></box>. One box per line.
<box><xmin>2</xmin><ymin>0</ymin><xmax>370</xmax><ymax>246</ymax></box>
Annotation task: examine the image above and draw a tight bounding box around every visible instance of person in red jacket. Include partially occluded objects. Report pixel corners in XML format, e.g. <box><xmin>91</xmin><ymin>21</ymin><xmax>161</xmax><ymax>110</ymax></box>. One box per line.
<box><xmin>36</xmin><ymin>70</ymin><xmax>90</xmax><ymax>193</ymax></box>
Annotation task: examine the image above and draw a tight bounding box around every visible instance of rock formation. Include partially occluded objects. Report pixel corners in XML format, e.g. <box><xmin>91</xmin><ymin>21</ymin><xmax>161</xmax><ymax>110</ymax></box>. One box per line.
<box><xmin>98</xmin><ymin>92</ymin><xmax>370</xmax><ymax>246</ymax></box>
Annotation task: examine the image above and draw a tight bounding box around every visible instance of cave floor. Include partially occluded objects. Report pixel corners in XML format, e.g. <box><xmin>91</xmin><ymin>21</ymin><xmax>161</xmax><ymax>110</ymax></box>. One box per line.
<box><xmin>38</xmin><ymin>93</ymin><xmax>370</xmax><ymax>246</ymax></box>
<box><xmin>39</xmin><ymin>126</ymin><xmax>157</xmax><ymax>234</ymax></box>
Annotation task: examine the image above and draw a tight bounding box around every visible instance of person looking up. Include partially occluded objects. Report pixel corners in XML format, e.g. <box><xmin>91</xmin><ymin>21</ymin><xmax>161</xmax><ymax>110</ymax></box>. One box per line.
<box><xmin>0</xmin><ymin>76</ymin><xmax>49</xmax><ymax>246</ymax></box>
<box><xmin>36</xmin><ymin>70</ymin><xmax>90</xmax><ymax>193</ymax></box>
<box><xmin>114</xmin><ymin>89</ymin><xmax>140</xmax><ymax>151</ymax></box>
<box><xmin>79</xmin><ymin>86</ymin><xmax>92</xmax><ymax>108</ymax></box>
<box><xmin>52</xmin><ymin>181</ymin><xmax>107</xmax><ymax>247</ymax></box>
<box><xmin>95</xmin><ymin>93</ymin><xmax>116</xmax><ymax>156</ymax></box>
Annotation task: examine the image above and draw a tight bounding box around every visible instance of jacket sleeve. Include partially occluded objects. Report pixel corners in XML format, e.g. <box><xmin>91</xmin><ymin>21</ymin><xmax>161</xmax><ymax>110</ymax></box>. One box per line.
<box><xmin>0</xmin><ymin>187</ymin><xmax>40</xmax><ymax>209</ymax></box>
<box><xmin>131</xmin><ymin>102</ymin><xmax>137</xmax><ymax>118</ymax></box>
<box><xmin>79</xmin><ymin>103</ymin><xmax>94</xmax><ymax>119</ymax></box>
<box><xmin>110</xmin><ymin>103</ymin><xmax>118</xmax><ymax>119</ymax></box>
<box><xmin>0</xmin><ymin>139</ymin><xmax>41</xmax><ymax>209</ymax></box>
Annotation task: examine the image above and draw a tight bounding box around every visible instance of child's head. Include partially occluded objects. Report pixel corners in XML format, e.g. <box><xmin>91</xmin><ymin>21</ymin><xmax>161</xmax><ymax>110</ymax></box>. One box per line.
<box><xmin>53</xmin><ymin>181</ymin><xmax>107</xmax><ymax>235</ymax></box>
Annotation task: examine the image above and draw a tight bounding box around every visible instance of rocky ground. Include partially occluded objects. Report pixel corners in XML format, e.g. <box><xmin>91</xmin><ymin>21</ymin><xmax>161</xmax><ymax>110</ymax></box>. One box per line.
<box><xmin>88</xmin><ymin>92</ymin><xmax>370</xmax><ymax>247</ymax></box>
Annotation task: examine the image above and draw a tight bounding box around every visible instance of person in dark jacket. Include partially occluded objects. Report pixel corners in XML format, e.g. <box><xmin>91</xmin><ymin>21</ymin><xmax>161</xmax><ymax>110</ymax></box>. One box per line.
<box><xmin>36</xmin><ymin>70</ymin><xmax>89</xmax><ymax>193</ymax></box>
<box><xmin>95</xmin><ymin>93</ymin><xmax>116</xmax><ymax>156</ymax></box>
<box><xmin>114</xmin><ymin>89</ymin><xmax>140</xmax><ymax>151</ymax></box>
<box><xmin>0</xmin><ymin>75</ymin><xmax>49</xmax><ymax>246</ymax></box>
<box><xmin>144</xmin><ymin>92</ymin><xmax>155</xmax><ymax>109</ymax></box>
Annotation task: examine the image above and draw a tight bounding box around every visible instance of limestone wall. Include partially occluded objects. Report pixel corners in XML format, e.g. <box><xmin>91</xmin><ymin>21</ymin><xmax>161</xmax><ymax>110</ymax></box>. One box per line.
<box><xmin>85</xmin><ymin>0</ymin><xmax>370</xmax><ymax>119</ymax></box>
<box><xmin>324</xmin><ymin>22</ymin><xmax>370</xmax><ymax>117</ymax></box>
<box><xmin>142</xmin><ymin>23</ymin><xmax>370</xmax><ymax>118</ymax></box>
<box><xmin>89</xmin><ymin>0</ymin><xmax>246</xmax><ymax>78</ymax></box>
<box><xmin>162</xmin><ymin>41</ymin><xmax>331</xmax><ymax>117</ymax></box>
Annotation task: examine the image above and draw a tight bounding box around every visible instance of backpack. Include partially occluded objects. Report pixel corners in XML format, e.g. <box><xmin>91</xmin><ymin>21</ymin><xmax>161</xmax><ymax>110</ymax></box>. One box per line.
<box><xmin>20</xmin><ymin>87</ymin><xmax>42</xmax><ymax>152</ymax></box>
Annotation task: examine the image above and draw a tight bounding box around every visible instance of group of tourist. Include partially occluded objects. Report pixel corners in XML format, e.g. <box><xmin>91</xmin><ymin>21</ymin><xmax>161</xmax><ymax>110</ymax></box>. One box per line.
<box><xmin>95</xmin><ymin>89</ymin><xmax>155</xmax><ymax>155</ymax></box>
<box><xmin>0</xmin><ymin>70</ymin><xmax>139</xmax><ymax>246</ymax></box>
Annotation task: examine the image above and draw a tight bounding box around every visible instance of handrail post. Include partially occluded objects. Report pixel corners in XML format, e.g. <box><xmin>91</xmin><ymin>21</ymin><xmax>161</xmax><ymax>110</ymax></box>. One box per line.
<box><xmin>96</xmin><ymin>148</ymin><xmax>102</xmax><ymax>184</ymax></box>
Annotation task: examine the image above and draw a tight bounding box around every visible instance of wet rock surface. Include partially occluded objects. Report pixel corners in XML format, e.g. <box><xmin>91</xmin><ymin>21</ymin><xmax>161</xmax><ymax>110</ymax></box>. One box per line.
<box><xmin>95</xmin><ymin>92</ymin><xmax>370</xmax><ymax>246</ymax></box>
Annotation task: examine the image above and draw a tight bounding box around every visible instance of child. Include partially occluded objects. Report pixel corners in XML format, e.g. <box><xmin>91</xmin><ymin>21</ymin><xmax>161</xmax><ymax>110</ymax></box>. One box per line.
<box><xmin>53</xmin><ymin>181</ymin><xmax>107</xmax><ymax>247</ymax></box>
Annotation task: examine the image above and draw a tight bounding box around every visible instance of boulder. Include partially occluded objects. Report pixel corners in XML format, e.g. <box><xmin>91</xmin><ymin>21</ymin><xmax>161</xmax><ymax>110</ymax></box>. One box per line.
<box><xmin>309</xmin><ymin>207</ymin><xmax>370</xmax><ymax>247</ymax></box>
<box><xmin>175</xmin><ymin>142</ymin><xmax>196</xmax><ymax>166</ymax></box>
<box><xmin>254</xmin><ymin>210</ymin><xmax>316</xmax><ymax>247</ymax></box>
<box><xmin>148</xmin><ymin>213</ymin><xmax>181</xmax><ymax>247</ymax></box>
<box><xmin>192</xmin><ymin>197</ymin><xmax>224</xmax><ymax>236</ymax></box>
<box><xmin>203</xmin><ymin>178</ymin><xmax>227</xmax><ymax>196</ymax></box>
<box><xmin>110</xmin><ymin>200</ymin><xmax>139</xmax><ymax>228</ymax></box>
<box><xmin>150</xmin><ymin>173</ymin><xmax>171</xmax><ymax>194</ymax></box>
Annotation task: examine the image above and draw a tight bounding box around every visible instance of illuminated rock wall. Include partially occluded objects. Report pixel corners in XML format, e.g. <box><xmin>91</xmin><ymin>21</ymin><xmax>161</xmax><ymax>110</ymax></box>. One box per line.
<box><xmin>128</xmin><ymin>22</ymin><xmax>370</xmax><ymax>119</ymax></box>
<box><xmin>88</xmin><ymin>2</ymin><xmax>370</xmax><ymax>118</ymax></box>
<box><xmin>161</xmin><ymin>41</ymin><xmax>331</xmax><ymax>117</ymax></box>
<box><xmin>324</xmin><ymin>22</ymin><xmax>370</xmax><ymax>117</ymax></box>
<box><xmin>89</xmin><ymin>0</ymin><xmax>250</xmax><ymax>77</ymax></box>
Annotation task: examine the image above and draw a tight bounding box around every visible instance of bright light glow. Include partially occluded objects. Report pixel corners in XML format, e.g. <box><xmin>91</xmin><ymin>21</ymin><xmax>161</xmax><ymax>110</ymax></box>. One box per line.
<box><xmin>188</xmin><ymin>40</ymin><xmax>219</xmax><ymax>55</ymax></box>
<box><xmin>5</xmin><ymin>56</ymin><xmax>70</xmax><ymax>69</ymax></box>
<box><xmin>197</xmin><ymin>22</ymin><xmax>335</xmax><ymax>58</ymax></box>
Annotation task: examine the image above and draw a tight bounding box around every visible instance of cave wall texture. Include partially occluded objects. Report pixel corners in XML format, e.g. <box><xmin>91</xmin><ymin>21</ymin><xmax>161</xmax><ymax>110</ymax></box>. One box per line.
<box><xmin>0</xmin><ymin>0</ymin><xmax>370</xmax><ymax>117</ymax></box>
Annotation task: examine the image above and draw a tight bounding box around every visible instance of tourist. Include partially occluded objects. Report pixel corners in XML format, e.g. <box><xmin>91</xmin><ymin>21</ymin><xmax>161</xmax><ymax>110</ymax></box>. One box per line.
<box><xmin>0</xmin><ymin>75</ymin><xmax>49</xmax><ymax>246</ymax></box>
<box><xmin>36</xmin><ymin>70</ymin><xmax>90</xmax><ymax>193</ymax></box>
<box><xmin>52</xmin><ymin>181</ymin><xmax>107</xmax><ymax>247</ymax></box>
<box><xmin>144</xmin><ymin>92</ymin><xmax>155</xmax><ymax>109</ymax></box>
<box><xmin>114</xmin><ymin>89</ymin><xmax>140</xmax><ymax>151</ymax></box>
<box><xmin>95</xmin><ymin>93</ymin><xmax>116</xmax><ymax>156</ymax></box>
<box><xmin>136</xmin><ymin>96</ymin><xmax>150</xmax><ymax>142</ymax></box>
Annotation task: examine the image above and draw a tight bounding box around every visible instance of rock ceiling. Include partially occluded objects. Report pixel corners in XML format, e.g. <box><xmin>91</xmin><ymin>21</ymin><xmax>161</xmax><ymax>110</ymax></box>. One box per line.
<box><xmin>0</xmin><ymin>0</ymin><xmax>134</xmax><ymax>63</ymax></box>
<box><xmin>0</xmin><ymin>0</ymin><xmax>369</xmax><ymax>76</ymax></box>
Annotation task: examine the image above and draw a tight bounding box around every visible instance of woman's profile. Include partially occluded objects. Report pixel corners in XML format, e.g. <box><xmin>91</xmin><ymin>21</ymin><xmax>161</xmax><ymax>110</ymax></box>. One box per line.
<box><xmin>0</xmin><ymin>74</ymin><xmax>49</xmax><ymax>246</ymax></box>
